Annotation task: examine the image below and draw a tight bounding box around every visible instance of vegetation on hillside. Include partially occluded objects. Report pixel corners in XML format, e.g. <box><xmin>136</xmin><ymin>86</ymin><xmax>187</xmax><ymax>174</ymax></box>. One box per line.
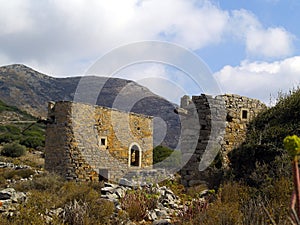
<box><xmin>0</xmin><ymin>100</ymin><xmax>45</xmax><ymax>153</ymax></box>
<box><xmin>229</xmin><ymin>88</ymin><xmax>300</xmax><ymax>187</ymax></box>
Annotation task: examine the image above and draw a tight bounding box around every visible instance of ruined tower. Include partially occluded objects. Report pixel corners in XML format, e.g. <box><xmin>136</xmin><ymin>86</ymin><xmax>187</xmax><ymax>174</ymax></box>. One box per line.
<box><xmin>45</xmin><ymin>101</ymin><xmax>153</xmax><ymax>183</ymax></box>
<box><xmin>179</xmin><ymin>94</ymin><xmax>266</xmax><ymax>187</ymax></box>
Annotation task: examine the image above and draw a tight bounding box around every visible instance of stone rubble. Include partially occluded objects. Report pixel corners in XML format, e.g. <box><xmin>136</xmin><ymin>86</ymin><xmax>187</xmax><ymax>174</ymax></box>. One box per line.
<box><xmin>0</xmin><ymin>179</ymin><xmax>210</xmax><ymax>224</ymax></box>
<box><xmin>100</xmin><ymin>182</ymin><xmax>188</xmax><ymax>225</ymax></box>
<box><xmin>0</xmin><ymin>188</ymin><xmax>27</xmax><ymax>217</ymax></box>
<box><xmin>0</xmin><ymin>161</ymin><xmax>43</xmax><ymax>186</ymax></box>
<box><xmin>0</xmin><ymin>161</ymin><xmax>31</xmax><ymax>169</ymax></box>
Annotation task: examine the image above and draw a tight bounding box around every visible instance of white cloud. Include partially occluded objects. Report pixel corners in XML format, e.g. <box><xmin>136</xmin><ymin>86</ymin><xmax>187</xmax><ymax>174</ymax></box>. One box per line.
<box><xmin>229</xmin><ymin>9</ymin><xmax>294</xmax><ymax>58</ymax></box>
<box><xmin>214</xmin><ymin>56</ymin><xmax>300</xmax><ymax>104</ymax></box>
<box><xmin>246</xmin><ymin>27</ymin><xmax>294</xmax><ymax>58</ymax></box>
<box><xmin>0</xmin><ymin>0</ymin><xmax>229</xmax><ymax>75</ymax></box>
<box><xmin>0</xmin><ymin>0</ymin><xmax>33</xmax><ymax>35</ymax></box>
<box><xmin>0</xmin><ymin>0</ymin><xmax>296</xmax><ymax>85</ymax></box>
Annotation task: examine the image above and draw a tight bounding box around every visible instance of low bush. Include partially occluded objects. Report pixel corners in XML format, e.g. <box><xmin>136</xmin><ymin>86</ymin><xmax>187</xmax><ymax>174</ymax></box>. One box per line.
<box><xmin>3</xmin><ymin>168</ymin><xmax>35</xmax><ymax>180</ymax></box>
<box><xmin>175</xmin><ymin>178</ymin><xmax>293</xmax><ymax>224</ymax></box>
<box><xmin>1</xmin><ymin>142</ymin><xmax>26</xmax><ymax>157</ymax></box>
<box><xmin>59</xmin><ymin>181</ymin><xmax>100</xmax><ymax>206</ymax></box>
<box><xmin>120</xmin><ymin>188</ymin><xmax>159</xmax><ymax>221</ymax></box>
<box><xmin>87</xmin><ymin>198</ymin><xmax>115</xmax><ymax>225</ymax></box>
<box><xmin>20</xmin><ymin>136</ymin><xmax>44</xmax><ymax>149</ymax></box>
<box><xmin>13</xmin><ymin>172</ymin><xmax>65</xmax><ymax>193</ymax></box>
<box><xmin>153</xmin><ymin>145</ymin><xmax>173</xmax><ymax>164</ymax></box>
<box><xmin>7</xmin><ymin>177</ymin><xmax>114</xmax><ymax>225</ymax></box>
<box><xmin>0</xmin><ymin>133</ymin><xmax>20</xmax><ymax>144</ymax></box>
<box><xmin>63</xmin><ymin>199</ymin><xmax>89</xmax><ymax>225</ymax></box>
<box><xmin>62</xmin><ymin>198</ymin><xmax>115</xmax><ymax>225</ymax></box>
<box><xmin>175</xmin><ymin>183</ymin><xmax>245</xmax><ymax>225</ymax></box>
<box><xmin>176</xmin><ymin>198</ymin><xmax>210</xmax><ymax>225</ymax></box>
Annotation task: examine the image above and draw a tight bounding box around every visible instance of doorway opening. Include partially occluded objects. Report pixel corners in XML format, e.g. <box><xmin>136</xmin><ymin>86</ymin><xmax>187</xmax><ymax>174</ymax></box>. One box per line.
<box><xmin>129</xmin><ymin>143</ymin><xmax>141</xmax><ymax>167</ymax></box>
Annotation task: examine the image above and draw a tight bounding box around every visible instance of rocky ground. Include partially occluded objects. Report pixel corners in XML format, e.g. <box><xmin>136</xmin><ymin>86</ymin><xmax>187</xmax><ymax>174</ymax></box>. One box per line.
<box><xmin>0</xmin><ymin>157</ymin><xmax>209</xmax><ymax>225</ymax></box>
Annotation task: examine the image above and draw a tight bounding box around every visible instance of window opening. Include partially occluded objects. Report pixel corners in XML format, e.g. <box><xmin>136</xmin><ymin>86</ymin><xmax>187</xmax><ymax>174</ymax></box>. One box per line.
<box><xmin>100</xmin><ymin>138</ymin><xmax>106</xmax><ymax>146</ymax></box>
<box><xmin>99</xmin><ymin>137</ymin><xmax>107</xmax><ymax>148</ymax></box>
<box><xmin>241</xmin><ymin>110</ymin><xmax>248</xmax><ymax>119</ymax></box>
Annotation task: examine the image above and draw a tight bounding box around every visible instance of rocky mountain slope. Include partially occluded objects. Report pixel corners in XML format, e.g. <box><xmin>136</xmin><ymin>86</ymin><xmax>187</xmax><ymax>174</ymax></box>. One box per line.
<box><xmin>0</xmin><ymin>64</ymin><xmax>180</xmax><ymax>148</ymax></box>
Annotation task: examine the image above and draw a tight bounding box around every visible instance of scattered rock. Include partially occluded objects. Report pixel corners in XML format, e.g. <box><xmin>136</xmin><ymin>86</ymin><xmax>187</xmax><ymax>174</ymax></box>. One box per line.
<box><xmin>0</xmin><ymin>188</ymin><xmax>16</xmax><ymax>200</ymax></box>
<box><xmin>148</xmin><ymin>210</ymin><xmax>158</xmax><ymax>221</ymax></box>
<box><xmin>0</xmin><ymin>188</ymin><xmax>27</xmax><ymax>216</ymax></box>
<box><xmin>152</xmin><ymin>219</ymin><xmax>172</xmax><ymax>225</ymax></box>
<box><xmin>100</xmin><ymin>182</ymin><xmax>183</xmax><ymax>223</ymax></box>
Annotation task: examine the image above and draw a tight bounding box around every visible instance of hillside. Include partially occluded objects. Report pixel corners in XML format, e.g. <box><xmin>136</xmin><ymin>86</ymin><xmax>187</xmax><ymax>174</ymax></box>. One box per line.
<box><xmin>228</xmin><ymin>89</ymin><xmax>300</xmax><ymax>186</ymax></box>
<box><xmin>0</xmin><ymin>100</ymin><xmax>45</xmax><ymax>150</ymax></box>
<box><xmin>0</xmin><ymin>64</ymin><xmax>180</xmax><ymax>148</ymax></box>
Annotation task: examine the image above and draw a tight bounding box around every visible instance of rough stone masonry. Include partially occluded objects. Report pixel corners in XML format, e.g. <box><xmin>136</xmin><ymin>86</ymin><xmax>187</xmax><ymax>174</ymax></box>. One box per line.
<box><xmin>179</xmin><ymin>94</ymin><xmax>266</xmax><ymax>187</ymax></box>
<box><xmin>45</xmin><ymin>93</ymin><xmax>266</xmax><ymax>187</ymax></box>
<box><xmin>45</xmin><ymin>101</ymin><xmax>153</xmax><ymax>183</ymax></box>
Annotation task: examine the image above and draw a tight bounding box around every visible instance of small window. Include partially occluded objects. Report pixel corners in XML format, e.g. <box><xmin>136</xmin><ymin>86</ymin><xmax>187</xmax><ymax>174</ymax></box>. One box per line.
<box><xmin>100</xmin><ymin>138</ymin><xmax>106</xmax><ymax>145</ymax></box>
<box><xmin>241</xmin><ymin>109</ymin><xmax>248</xmax><ymax>120</ymax></box>
<box><xmin>99</xmin><ymin>137</ymin><xmax>107</xmax><ymax>148</ymax></box>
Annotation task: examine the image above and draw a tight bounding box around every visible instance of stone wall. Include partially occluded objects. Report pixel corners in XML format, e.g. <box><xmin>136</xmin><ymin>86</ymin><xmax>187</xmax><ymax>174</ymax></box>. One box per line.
<box><xmin>221</xmin><ymin>94</ymin><xmax>267</xmax><ymax>167</ymax></box>
<box><xmin>180</xmin><ymin>94</ymin><xmax>266</xmax><ymax>187</ymax></box>
<box><xmin>45</xmin><ymin>101</ymin><xmax>153</xmax><ymax>183</ymax></box>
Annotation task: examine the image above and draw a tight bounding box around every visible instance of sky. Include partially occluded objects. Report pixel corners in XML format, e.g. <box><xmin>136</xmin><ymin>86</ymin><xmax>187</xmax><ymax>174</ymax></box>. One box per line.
<box><xmin>1</xmin><ymin>0</ymin><xmax>300</xmax><ymax>105</ymax></box>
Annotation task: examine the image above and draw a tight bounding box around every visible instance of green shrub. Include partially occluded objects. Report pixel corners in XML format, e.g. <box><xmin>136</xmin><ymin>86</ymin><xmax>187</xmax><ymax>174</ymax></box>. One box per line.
<box><xmin>20</xmin><ymin>136</ymin><xmax>45</xmax><ymax>148</ymax></box>
<box><xmin>227</xmin><ymin>88</ymin><xmax>300</xmax><ymax>187</ymax></box>
<box><xmin>153</xmin><ymin>145</ymin><xmax>174</xmax><ymax>164</ymax></box>
<box><xmin>0</xmin><ymin>99</ymin><xmax>31</xmax><ymax>115</ymax></box>
<box><xmin>4</xmin><ymin>125</ymin><xmax>21</xmax><ymax>135</ymax></box>
<box><xmin>153</xmin><ymin>145</ymin><xmax>181</xmax><ymax>169</ymax></box>
<box><xmin>0</xmin><ymin>126</ymin><xmax>7</xmax><ymax>132</ymax></box>
<box><xmin>0</xmin><ymin>133</ymin><xmax>20</xmax><ymax>144</ymax></box>
<box><xmin>1</xmin><ymin>142</ymin><xmax>26</xmax><ymax>157</ymax></box>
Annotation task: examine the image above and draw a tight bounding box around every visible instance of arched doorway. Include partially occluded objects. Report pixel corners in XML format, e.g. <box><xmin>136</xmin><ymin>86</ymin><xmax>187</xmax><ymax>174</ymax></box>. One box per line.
<box><xmin>129</xmin><ymin>143</ymin><xmax>141</xmax><ymax>167</ymax></box>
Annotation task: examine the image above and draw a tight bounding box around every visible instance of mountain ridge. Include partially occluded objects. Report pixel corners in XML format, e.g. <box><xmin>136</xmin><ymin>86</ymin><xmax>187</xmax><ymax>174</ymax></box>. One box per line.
<box><xmin>0</xmin><ymin>64</ymin><xmax>180</xmax><ymax>148</ymax></box>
